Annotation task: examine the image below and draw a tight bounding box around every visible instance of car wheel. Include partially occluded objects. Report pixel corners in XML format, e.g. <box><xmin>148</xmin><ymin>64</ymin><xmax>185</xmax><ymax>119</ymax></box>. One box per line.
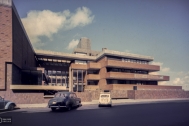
<box><xmin>51</xmin><ymin>108</ymin><xmax>56</xmax><ymax>111</ymax></box>
<box><xmin>67</xmin><ymin>105</ymin><xmax>72</xmax><ymax>111</ymax></box>
<box><xmin>77</xmin><ymin>103</ymin><xmax>80</xmax><ymax>107</ymax></box>
<box><xmin>8</xmin><ymin>104</ymin><xmax>14</xmax><ymax>110</ymax></box>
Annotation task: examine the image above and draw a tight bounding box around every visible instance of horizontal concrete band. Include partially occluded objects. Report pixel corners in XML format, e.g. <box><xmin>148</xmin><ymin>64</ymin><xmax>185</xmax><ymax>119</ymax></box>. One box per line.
<box><xmin>10</xmin><ymin>85</ymin><xmax>68</xmax><ymax>90</ymax></box>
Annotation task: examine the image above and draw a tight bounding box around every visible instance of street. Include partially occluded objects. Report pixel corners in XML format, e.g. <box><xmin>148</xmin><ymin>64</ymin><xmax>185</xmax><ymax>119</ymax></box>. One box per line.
<box><xmin>0</xmin><ymin>101</ymin><xmax>189</xmax><ymax>126</ymax></box>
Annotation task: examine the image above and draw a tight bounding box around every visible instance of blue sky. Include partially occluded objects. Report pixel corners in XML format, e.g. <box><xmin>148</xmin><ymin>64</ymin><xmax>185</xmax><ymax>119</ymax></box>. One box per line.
<box><xmin>13</xmin><ymin>0</ymin><xmax>189</xmax><ymax>89</ymax></box>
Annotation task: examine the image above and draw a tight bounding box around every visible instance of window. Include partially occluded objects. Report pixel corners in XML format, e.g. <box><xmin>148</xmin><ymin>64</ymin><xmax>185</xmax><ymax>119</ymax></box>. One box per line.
<box><xmin>75</xmin><ymin>60</ymin><xmax>87</xmax><ymax>64</ymax></box>
<box><xmin>73</xmin><ymin>93</ymin><xmax>77</xmax><ymax>98</ymax></box>
<box><xmin>101</xmin><ymin>95</ymin><xmax>109</xmax><ymax>98</ymax></box>
<box><xmin>122</xmin><ymin>58</ymin><xmax>149</xmax><ymax>65</ymax></box>
<box><xmin>75</xmin><ymin>52</ymin><xmax>87</xmax><ymax>55</ymax></box>
<box><xmin>70</xmin><ymin>94</ymin><xmax>74</xmax><ymax>98</ymax></box>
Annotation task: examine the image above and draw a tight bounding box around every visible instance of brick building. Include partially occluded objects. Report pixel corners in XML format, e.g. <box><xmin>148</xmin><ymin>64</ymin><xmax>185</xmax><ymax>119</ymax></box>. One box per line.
<box><xmin>0</xmin><ymin>0</ymin><xmax>189</xmax><ymax>104</ymax></box>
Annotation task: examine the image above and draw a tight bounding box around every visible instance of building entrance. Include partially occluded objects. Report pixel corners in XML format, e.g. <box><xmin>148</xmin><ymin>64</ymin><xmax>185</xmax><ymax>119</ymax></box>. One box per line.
<box><xmin>73</xmin><ymin>70</ymin><xmax>86</xmax><ymax>92</ymax></box>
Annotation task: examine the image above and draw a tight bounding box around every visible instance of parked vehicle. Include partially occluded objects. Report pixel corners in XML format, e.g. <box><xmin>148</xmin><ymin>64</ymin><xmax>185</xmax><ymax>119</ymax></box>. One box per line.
<box><xmin>98</xmin><ymin>91</ymin><xmax>112</xmax><ymax>107</ymax></box>
<box><xmin>0</xmin><ymin>96</ymin><xmax>16</xmax><ymax>111</ymax></box>
<box><xmin>48</xmin><ymin>92</ymin><xmax>82</xmax><ymax>111</ymax></box>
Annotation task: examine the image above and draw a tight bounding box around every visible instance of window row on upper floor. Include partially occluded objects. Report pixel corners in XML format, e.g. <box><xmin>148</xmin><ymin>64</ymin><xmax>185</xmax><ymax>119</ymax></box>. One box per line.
<box><xmin>122</xmin><ymin>58</ymin><xmax>149</xmax><ymax>64</ymax></box>
<box><xmin>106</xmin><ymin>56</ymin><xmax>149</xmax><ymax>65</ymax></box>
<box><xmin>107</xmin><ymin>68</ymin><xmax>149</xmax><ymax>74</ymax></box>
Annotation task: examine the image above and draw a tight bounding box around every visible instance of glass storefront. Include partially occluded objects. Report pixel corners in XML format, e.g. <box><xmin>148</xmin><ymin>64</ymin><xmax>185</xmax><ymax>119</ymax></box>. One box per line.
<box><xmin>45</xmin><ymin>70</ymin><xmax>69</xmax><ymax>87</ymax></box>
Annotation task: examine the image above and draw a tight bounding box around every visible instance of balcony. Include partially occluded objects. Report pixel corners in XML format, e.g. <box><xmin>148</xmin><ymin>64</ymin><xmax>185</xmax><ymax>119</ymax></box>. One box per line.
<box><xmin>87</xmin><ymin>62</ymin><xmax>101</xmax><ymax>69</ymax></box>
<box><xmin>107</xmin><ymin>60</ymin><xmax>160</xmax><ymax>71</ymax></box>
<box><xmin>87</xmin><ymin>74</ymin><xmax>100</xmax><ymax>80</ymax></box>
<box><xmin>106</xmin><ymin>72</ymin><xmax>169</xmax><ymax>81</ymax></box>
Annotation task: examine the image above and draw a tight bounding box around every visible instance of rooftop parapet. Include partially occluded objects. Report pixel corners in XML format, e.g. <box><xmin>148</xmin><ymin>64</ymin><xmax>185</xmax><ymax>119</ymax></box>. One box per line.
<box><xmin>96</xmin><ymin>49</ymin><xmax>154</xmax><ymax>61</ymax></box>
<box><xmin>36</xmin><ymin>49</ymin><xmax>154</xmax><ymax>61</ymax></box>
<box><xmin>35</xmin><ymin>50</ymin><xmax>96</xmax><ymax>60</ymax></box>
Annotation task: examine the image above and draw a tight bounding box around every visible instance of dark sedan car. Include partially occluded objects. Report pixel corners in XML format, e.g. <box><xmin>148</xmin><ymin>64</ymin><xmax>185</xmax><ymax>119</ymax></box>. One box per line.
<box><xmin>0</xmin><ymin>96</ymin><xmax>16</xmax><ymax>111</ymax></box>
<box><xmin>48</xmin><ymin>92</ymin><xmax>82</xmax><ymax>111</ymax></box>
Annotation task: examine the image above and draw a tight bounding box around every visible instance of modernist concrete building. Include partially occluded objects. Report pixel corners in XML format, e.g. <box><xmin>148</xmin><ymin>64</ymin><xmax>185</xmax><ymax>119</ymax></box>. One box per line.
<box><xmin>0</xmin><ymin>0</ymin><xmax>189</xmax><ymax>104</ymax></box>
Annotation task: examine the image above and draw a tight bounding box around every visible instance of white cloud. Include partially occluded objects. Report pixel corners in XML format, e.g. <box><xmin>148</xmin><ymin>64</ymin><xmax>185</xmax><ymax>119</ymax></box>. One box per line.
<box><xmin>149</xmin><ymin>72</ymin><xmax>159</xmax><ymax>75</ymax></box>
<box><xmin>158</xmin><ymin>70</ymin><xmax>189</xmax><ymax>90</ymax></box>
<box><xmin>151</xmin><ymin>62</ymin><xmax>189</xmax><ymax>90</ymax></box>
<box><xmin>162</xmin><ymin>67</ymin><xmax>170</xmax><ymax>72</ymax></box>
<box><xmin>150</xmin><ymin>62</ymin><xmax>166</xmax><ymax>75</ymax></box>
<box><xmin>22</xmin><ymin>10</ymin><xmax>66</xmax><ymax>44</ymax></box>
<box><xmin>177</xmin><ymin>71</ymin><xmax>184</xmax><ymax>76</ymax></box>
<box><xmin>151</xmin><ymin>61</ymin><xmax>170</xmax><ymax>73</ymax></box>
<box><xmin>124</xmin><ymin>50</ymin><xmax>130</xmax><ymax>53</ymax></box>
<box><xmin>66</xmin><ymin>7</ymin><xmax>94</xmax><ymax>29</ymax></box>
<box><xmin>184</xmin><ymin>76</ymin><xmax>189</xmax><ymax>79</ymax></box>
<box><xmin>158</xmin><ymin>81</ymin><xmax>168</xmax><ymax>85</ymax></box>
<box><xmin>21</xmin><ymin>7</ymin><xmax>94</xmax><ymax>47</ymax></box>
<box><xmin>151</xmin><ymin>62</ymin><xmax>163</xmax><ymax>66</ymax></box>
<box><xmin>67</xmin><ymin>39</ymin><xmax>79</xmax><ymax>50</ymax></box>
<box><xmin>173</xmin><ymin>78</ymin><xmax>182</xmax><ymax>84</ymax></box>
<box><xmin>172</xmin><ymin>72</ymin><xmax>189</xmax><ymax>85</ymax></box>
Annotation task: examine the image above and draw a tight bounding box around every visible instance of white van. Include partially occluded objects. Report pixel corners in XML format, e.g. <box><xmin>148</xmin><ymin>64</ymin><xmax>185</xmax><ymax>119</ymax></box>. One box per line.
<box><xmin>98</xmin><ymin>91</ymin><xmax>112</xmax><ymax>107</ymax></box>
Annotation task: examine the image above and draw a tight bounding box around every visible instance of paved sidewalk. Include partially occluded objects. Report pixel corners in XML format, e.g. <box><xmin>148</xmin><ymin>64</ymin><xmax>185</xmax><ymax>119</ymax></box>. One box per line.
<box><xmin>16</xmin><ymin>98</ymin><xmax>189</xmax><ymax>108</ymax></box>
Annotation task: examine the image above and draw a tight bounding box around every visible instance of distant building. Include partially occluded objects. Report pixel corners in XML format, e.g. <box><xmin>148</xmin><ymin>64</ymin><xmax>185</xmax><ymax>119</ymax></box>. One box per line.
<box><xmin>0</xmin><ymin>0</ymin><xmax>188</xmax><ymax>104</ymax></box>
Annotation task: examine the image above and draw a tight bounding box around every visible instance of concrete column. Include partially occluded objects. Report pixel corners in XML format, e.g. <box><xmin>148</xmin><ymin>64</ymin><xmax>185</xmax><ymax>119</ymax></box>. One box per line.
<box><xmin>77</xmin><ymin>70</ymin><xmax>78</xmax><ymax>92</ymax></box>
<box><xmin>69</xmin><ymin>67</ymin><xmax>72</xmax><ymax>92</ymax></box>
<box><xmin>81</xmin><ymin>70</ymin><xmax>83</xmax><ymax>92</ymax></box>
<box><xmin>60</xmin><ymin>71</ymin><xmax>62</xmax><ymax>86</ymax></box>
<box><xmin>65</xmin><ymin>76</ymin><xmax>66</xmax><ymax>86</ymax></box>
<box><xmin>86</xmin><ymin>70</ymin><xmax>87</xmax><ymax>85</ymax></box>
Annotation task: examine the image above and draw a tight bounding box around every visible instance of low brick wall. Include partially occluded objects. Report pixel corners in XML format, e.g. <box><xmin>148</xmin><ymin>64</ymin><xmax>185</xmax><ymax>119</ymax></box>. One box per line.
<box><xmin>127</xmin><ymin>90</ymin><xmax>135</xmax><ymax>99</ymax></box>
<box><xmin>111</xmin><ymin>90</ymin><xmax>127</xmax><ymax>98</ymax></box>
<box><xmin>1</xmin><ymin>89</ymin><xmax>189</xmax><ymax>104</ymax></box>
<box><xmin>90</xmin><ymin>90</ymin><xmax>101</xmax><ymax>100</ymax></box>
<box><xmin>75</xmin><ymin>92</ymin><xmax>92</xmax><ymax>102</ymax></box>
<box><xmin>76</xmin><ymin>90</ymin><xmax>128</xmax><ymax>102</ymax></box>
<box><xmin>127</xmin><ymin>90</ymin><xmax>189</xmax><ymax>99</ymax></box>
<box><xmin>0</xmin><ymin>91</ymin><xmax>46</xmax><ymax>104</ymax></box>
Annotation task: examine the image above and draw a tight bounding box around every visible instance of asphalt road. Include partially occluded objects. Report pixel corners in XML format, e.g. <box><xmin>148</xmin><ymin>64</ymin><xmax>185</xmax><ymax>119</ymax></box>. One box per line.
<box><xmin>0</xmin><ymin>101</ymin><xmax>189</xmax><ymax>126</ymax></box>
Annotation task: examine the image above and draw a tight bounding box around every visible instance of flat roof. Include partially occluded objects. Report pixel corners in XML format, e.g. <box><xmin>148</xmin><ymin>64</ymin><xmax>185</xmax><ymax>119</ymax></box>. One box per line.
<box><xmin>35</xmin><ymin>50</ymin><xmax>96</xmax><ymax>61</ymax></box>
<box><xmin>35</xmin><ymin>49</ymin><xmax>154</xmax><ymax>61</ymax></box>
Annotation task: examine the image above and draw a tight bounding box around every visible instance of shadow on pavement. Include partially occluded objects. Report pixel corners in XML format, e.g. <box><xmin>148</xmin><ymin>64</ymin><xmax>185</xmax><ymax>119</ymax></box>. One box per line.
<box><xmin>0</xmin><ymin>107</ymin><xmax>20</xmax><ymax>113</ymax></box>
<box><xmin>0</xmin><ymin>101</ymin><xmax>189</xmax><ymax>126</ymax></box>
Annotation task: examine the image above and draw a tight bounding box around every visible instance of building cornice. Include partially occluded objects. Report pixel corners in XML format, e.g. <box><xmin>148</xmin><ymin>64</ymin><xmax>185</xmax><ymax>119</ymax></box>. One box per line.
<box><xmin>35</xmin><ymin>49</ymin><xmax>154</xmax><ymax>61</ymax></box>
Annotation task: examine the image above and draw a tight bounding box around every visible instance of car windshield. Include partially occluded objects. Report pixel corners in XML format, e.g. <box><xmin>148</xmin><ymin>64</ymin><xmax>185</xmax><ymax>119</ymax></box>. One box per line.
<box><xmin>55</xmin><ymin>93</ymin><xmax>66</xmax><ymax>97</ymax></box>
<box><xmin>101</xmin><ymin>95</ymin><xmax>109</xmax><ymax>98</ymax></box>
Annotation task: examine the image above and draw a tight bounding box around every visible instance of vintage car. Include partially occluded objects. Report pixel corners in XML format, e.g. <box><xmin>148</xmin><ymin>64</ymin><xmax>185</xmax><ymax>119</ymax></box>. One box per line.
<box><xmin>98</xmin><ymin>91</ymin><xmax>112</xmax><ymax>107</ymax></box>
<box><xmin>0</xmin><ymin>96</ymin><xmax>16</xmax><ymax>111</ymax></box>
<box><xmin>48</xmin><ymin>92</ymin><xmax>82</xmax><ymax>111</ymax></box>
